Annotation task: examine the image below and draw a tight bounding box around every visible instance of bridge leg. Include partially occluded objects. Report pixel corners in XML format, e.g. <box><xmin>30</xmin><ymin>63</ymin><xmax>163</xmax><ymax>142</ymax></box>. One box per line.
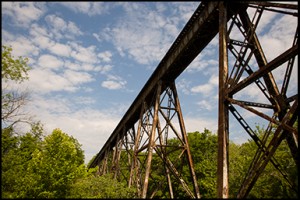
<box><xmin>141</xmin><ymin>81</ymin><xmax>162</xmax><ymax>198</ymax></box>
<box><xmin>128</xmin><ymin>80</ymin><xmax>201</xmax><ymax>198</ymax></box>
<box><xmin>218</xmin><ymin>1</ymin><xmax>229</xmax><ymax>198</ymax></box>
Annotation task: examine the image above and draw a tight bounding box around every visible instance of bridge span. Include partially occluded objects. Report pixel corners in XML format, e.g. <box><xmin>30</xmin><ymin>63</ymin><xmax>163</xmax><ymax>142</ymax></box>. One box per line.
<box><xmin>89</xmin><ymin>1</ymin><xmax>298</xmax><ymax>198</ymax></box>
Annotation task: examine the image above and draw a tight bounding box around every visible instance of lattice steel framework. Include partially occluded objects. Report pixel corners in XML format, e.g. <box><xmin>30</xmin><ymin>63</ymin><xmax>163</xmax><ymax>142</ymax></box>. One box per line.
<box><xmin>90</xmin><ymin>1</ymin><xmax>298</xmax><ymax>198</ymax></box>
<box><xmin>95</xmin><ymin>81</ymin><xmax>200</xmax><ymax>198</ymax></box>
<box><xmin>218</xmin><ymin>1</ymin><xmax>298</xmax><ymax>198</ymax></box>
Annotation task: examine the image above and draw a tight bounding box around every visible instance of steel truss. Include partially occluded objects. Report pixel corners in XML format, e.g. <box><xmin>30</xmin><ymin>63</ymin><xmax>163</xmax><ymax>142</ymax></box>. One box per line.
<box><xmin>95</xmin><ymin>81</ymin><xmax>200</xmax><ymax>198</ymax></box>
<box><xmin>91</xmin><ymin>1</ymin><xmax>298</xmax><ymax>198</ymax></box>
<box><xmin>218</xmin><ymin>1</ymin><xmax>298</xmax><ymax>198</ymax></box>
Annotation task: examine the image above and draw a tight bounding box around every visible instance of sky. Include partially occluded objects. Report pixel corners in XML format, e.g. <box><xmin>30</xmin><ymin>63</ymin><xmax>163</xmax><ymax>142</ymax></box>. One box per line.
<box><xmin>2</xmin><ymin>2</ymin><xmax>298</xmax><ymax>164</ymax></box>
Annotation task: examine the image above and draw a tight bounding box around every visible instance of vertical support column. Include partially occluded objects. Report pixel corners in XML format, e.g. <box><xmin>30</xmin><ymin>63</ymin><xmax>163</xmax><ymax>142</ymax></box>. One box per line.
<box><xmin>218</xmin><ymin>1</ymin><xmax>229</xmax><ymax>198</ymax></box>
<box><xmin>129</xmin><ymin>103</ymin><xmax>145</xmax><ymax>196</ymax></box>
<box><xmin>141</xmin><ymin>81</ymin><xmax>162</xmax><ymax>198</ymax></box>
<box><xmin>156</xmin><ymin>117</ymin><xmax>174</xmax><ymax>198</ymax></box>
<box><xmin>128</xmin><ymin>127</ymin><xmax>136</xmax><ymax>188</ymax></box>
<box><xmin>97</xmin><ymin>150</ymin><xmax>108</xmax><ymax>175</ymax></box>
<box><xmin>171</xmin><ymin>81</ymin><xmax>201</xmax><ymax>199</ymax></box>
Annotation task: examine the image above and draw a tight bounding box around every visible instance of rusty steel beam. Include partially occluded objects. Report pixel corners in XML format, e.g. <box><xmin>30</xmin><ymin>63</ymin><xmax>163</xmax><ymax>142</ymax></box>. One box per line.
<box><xmin>141</xmin><ymin>81</ymin><xmax>161</xmax><ymax>198</ymax></box>
<box><xmin>225</xmin><ymin>1</ymin><xmax>298</xmax><ymax>198</ymax></box>
<box><xmin>218</xmin><ymin>1</ymin><xmax>229</xmax><ymax>198</ymax></box>
<box><xmin>237</xmin><ymin>98</ymin><xmax>298</xmax><ymax>198</ymax></box>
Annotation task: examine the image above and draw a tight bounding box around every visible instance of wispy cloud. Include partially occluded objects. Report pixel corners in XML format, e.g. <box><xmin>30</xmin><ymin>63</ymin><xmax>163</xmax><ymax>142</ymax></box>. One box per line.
<box><xmin>190</xmin><ymin>74</ymin><xmax>219</xmax><ymax>96</ymax></box>
<box><xmin>96</xmin><ymin>2</ymin><xmax>198</xmax><ymax>67</ymax></box>
<box><xmin>57</xmin><ymin>2</ymin><xmax>112</xmax><ymax>16</ymax></box>
<box><xmin>101</xmin><ymin>74</ymin><xmax>127</xmax><ymax>90</ymax></box>
<box><xmin>38</xmin><ymin>54</ymin><xmax>64</xmax><ymax>70</ymax></box>
<box><xmin>45</xmin><ymin>14</ymin><xmax>83</xmax><ymax>40</ymax></box>
<box><xmin>2</xmin><ymin>2</ymin><xmax>46</xmax><ymax>27</ymax></box>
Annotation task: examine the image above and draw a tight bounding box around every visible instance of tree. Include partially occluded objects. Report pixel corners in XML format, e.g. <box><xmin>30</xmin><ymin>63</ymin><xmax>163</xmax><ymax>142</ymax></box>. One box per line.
<box><xmin>1</xmin><ymin>127</ymin><xmax>87</xmax><ymax>198</ymax></box>
<box><xmin>26</xmin><ymin>128</ymin><xmax>86</xmax><ymax>198</ymax></box>
<box><xmin>145</xmin><ymin>129</ymin><xmax>219</xmax><ymax>198</ymax></box>
<box><xmin>228</xmin><ymin>124</ymin><xmax>298</xmax><ymax>198</ymax></box>
<box><xmin>1</xmin><ymin>45</ymin><xmax>30</xmax><ymax>82</ymax></box>
<box><xmin>1</xmin><ymin>122</ymin><xmax>44</xmax><ymax>198</ymax></box>
<box><xmin>187</xmin><ymin>129</ymin><xmax>218</xmax><ymax>198</ymax></box>
<box><xmin>67</xmin><ymin>172</ymin><xmax>137</xmax><ymax>198</ymax></box>
<box><xmin>1</xmin><ymin>45</ymin><xmax>31</xmax><ymax>128</ymax></box>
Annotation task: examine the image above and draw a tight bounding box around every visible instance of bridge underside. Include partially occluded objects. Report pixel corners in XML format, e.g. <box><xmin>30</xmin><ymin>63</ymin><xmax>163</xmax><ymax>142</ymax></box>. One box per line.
<box><xmin>89</xmin><ymin>1</ymin><xmax>298</xmax><ymax>198</ymax></box>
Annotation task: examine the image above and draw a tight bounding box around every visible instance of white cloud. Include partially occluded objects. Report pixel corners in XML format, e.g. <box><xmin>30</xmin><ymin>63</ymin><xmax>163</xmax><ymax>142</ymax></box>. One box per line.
<box><xmin>186</xmin><ymin>48</ymin><xmax>218</xmax><ymax>73</ymax></box>
<box><xmin>98</xmin><ymin>51</ymin><xmax>113</xmax><ymax>63</ymax></box>
<box><xmin>191</xmin><ymin>83</ymin><xmax>214</xmax><ymax>94</ymax></box>
<box><xmin>191</xmin><ymin>74</ymin><xmax>218</xmax><ymax>95</ymax></box>
<box><xmin>38</xmin><ymin>54</ymin><xmax>64</xmax><ymax>70</ymax></box>
<box><xmin>196</xmin><ymin>100</ymin><xmax>214</xmax><ymax>111</ymax></box>
<box><xmin>92</xmin><ymin>33</ymin><xmax>102</xmax><ymax>42</ymax></box>
<box><xmin>101</xmin><ymin>74</ymin><xmax>127</xmax><ymax>90</ymax></box>
<box><xmin>260</xmin><ymin>13</ymin><xmax>297</xmax><ymax>61</ymax></box>
<box><xmin>4</xmin><ymin>36</ymin><xmax>40</xmax><ymax>58</ymax></box>
<box><xmin>177</xmin><ymin>79</ymin><xmax>192</xmax><ymax>95</ymax></box>
<box><xmin>64</xmin><ymin>69</ymin><xmax>94</xmax><ymax>85</ymax></box>
<box><xmin>45</xmin><ymin>14</ymin><xmax>83</xmax><ymax>40</ymax></box>
<box><xmin>33</xmin><ymin>35</ymin><xmax>54</xmax><ymax>50</ymax></box>
<box><xmin>30</xmin><ymin>23</ymin><xmax>52</xmax><ymax>38</ymax></box>
<box><xmin>97</xmin><ymin>2</ymin><xmax>198</xmax><ymax>66</ymax></box>
<box><xmin>25</xmin><ymin>66</ymin><xmax>95</xmax><ymax>94</ymax></box>
<box><xmin>27</xmin><ymin>68</ymin><xmax>77</xmax><ymax>93</ymax></box>
<box><xmin>57</xmin><ymin>2</ymin><xmax>111</xmax><ymax>16</ymax></box>
<box><xmin>74</xmin><ymin>96</ymin><xmax>96</xmax><ymax>105</ymax></box>
<box><xmin>101</xmin><ymin>80</ymin><xmax>123</xmax><ymax>90</ymax></box>
<box><xmin>29</xmin><ymin>24</ymin><xmax>54</xmax><ymax>49</ymax></box>
<box><xmin>69</xmin><ymin>43</ymin><xmax>98</xmax><ymax>64</ymax></box>
<box><xmin>248</xmin><ymin>7</ymin><xmax>277</xmax><ymax>36</ymax></box>
<box><xmin>184</xmin><ymin>117</ymin><xmax>218</xmax><ymax>134</ymax></box>
<box><xmin>1</xmin><ymin>30</ymin><xmax>15</xmax><ymax>41</ymax></box>
<box><xmin>49</xmin><ymin>43</ymin><xmax>72</xmax><ymax>57</ymax></box>
<box><xmin>2</xmin><ymin>2</ymin><xmax>46</xmax><ymax>27</ymax></box>
<box><xmin>96</xmin><ymin>65</ymin><xmax>113</xmax><ymax>74</ymax></box>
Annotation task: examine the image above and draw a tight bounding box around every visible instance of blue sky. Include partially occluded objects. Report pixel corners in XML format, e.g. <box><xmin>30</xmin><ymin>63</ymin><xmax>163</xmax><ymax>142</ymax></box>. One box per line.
<box><xmin>2</xmin><ymin>2</ymin><xmax>298</xmax><ymax>164</ymax></box>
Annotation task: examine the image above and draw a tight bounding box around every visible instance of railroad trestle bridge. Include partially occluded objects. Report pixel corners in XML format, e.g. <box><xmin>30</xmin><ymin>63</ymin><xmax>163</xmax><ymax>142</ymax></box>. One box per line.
<box><xmin>89</xmin><ymin>1</ymin><xmax>298</xmax><ymax>198</ymax></box>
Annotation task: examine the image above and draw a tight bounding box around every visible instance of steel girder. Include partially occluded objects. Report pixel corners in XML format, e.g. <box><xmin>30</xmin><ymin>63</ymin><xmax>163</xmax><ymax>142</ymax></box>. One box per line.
<box><xmin>90</xmin><ymin>1</ymin><xmax>298</xmax><ymax>198</ymax></box>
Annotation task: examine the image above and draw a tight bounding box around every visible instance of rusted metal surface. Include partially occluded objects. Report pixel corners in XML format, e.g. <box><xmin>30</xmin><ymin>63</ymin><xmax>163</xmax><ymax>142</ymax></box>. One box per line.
<box><xmin>217</xmin><ymin>2</ymin><xmax>229</xmax><ymax>198</ymax></box>
<box><xmin>89</xmin><ymin>1</ymin><xmax>298</xmax><ymax>198</ymax></box>
<box><xmin>225</xmin><ymin>1</ymin><xmax>298</xmax><ymax>198</ymax></box>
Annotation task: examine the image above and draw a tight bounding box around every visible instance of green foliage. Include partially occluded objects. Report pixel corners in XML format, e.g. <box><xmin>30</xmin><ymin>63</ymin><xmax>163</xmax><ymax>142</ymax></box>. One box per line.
<box><xmin>144</xmin><ymin>129</ymin><xmax>219</xmax><ymax>198</ymax></box>
<box><xmin>187</xmin><ymin>129</ymin><xmax>218</xmax><ymax>198</ymax></box>
<box><xmin>1</xmin><ymin>122</ymin><xmax>44</xmax><ymax>198</ymax></box>
<box><xmin>67</xmin><ymin>172</ymin><xmax>137</xmax><ymax>198</ymax></box>
<box><xmin>1</xmin><ymin>127</ymin><xmax>87</xmax><ymax>198</ymax></box>
<box><xmin>2</xmin><ymin>116</ymin><xmax>297</xmax><ymax>198</ymax></box>
<box><xmin>143</xmin><ymin>127</ymin><xmax>297</xmax><ymax>198</ymax></box>
<box><xmin>228</xmin><ymin>125</ymin><xmax>298</xmax><ymax>198</ymax></box>
<box><xmin>2</xmin><ymin>45</ymin><xmax>30</xmax><ymax>83</ymax></box>
<box><xmin>26</xmin><ymin>128</ymin><xmax>86</xmax><ymax>198</ymax></box>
